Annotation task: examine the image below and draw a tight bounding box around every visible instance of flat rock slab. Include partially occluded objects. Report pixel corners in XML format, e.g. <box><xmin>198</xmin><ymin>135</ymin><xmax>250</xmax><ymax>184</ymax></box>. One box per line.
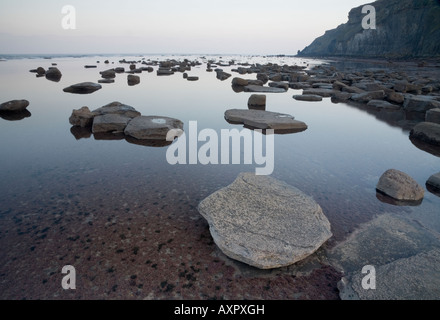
<box><xmin>376</xmin><ymin>169</ymin><xmax>424</xmax><ymax>202</ymax></box>
<box><xmin>0</xmin><ymin>100</ymin><xmax>29</xmax><ymax>112</ymax></box>
<box><xmin>92</xmin><ymin>101</ymin><xmax>141</xmax><ymax>119</ymax></box>
<box><xmin>410</xmin><ymin>122</ymin><xmax>440</xmax><ymax>146</ymax></box>
<box><xmin>367</xmin><ymin>100</ymin><xmax>400</xmax><ymax>110</ymax></box>
<box><xmin>225</xmin><ymin>109</ymin><xmax>307</xmax><ymax>131</ymax></box>
<box><xmin>197</xmin><ymin>172</ymin><xmax>332</xmax><ymax>269</ymax></box>
<box><xmin>124</xmin><ymin>116</ymin><xmax>184</xmax><ymax>140</ymax></box>
<box><xmin>293</xmin><ymin>94</ymin><xmax>323</xmax><ymax>102</ymax></box>
<box><xmin>63</xmin><ymin>82</ymin><xmax>102</xmax><ymax>94</ymax></box>
<box><xmin>243</xmin><ymin>85</ymin><xmax>287</xmax><ymax>93</ymax></box>
<box><xmin>92</xmin><ymin>114</ymin><xmax>132</xmax><ymax>134</ymax></box>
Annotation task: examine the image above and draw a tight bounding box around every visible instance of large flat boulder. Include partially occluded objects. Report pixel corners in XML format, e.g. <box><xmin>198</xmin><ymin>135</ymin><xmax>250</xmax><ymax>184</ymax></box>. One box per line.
<box><xmin>63</xmin><ymin>82</ymin><xmax>102</xmax><ymax>94</ymax></box>
<box><xmin>410</xmin><ymin>122</ymin><xmax>440</xmax><ymax>146</ymax></box>
<box><xmin>124</xmin><ymin>116</ymin><xmax>184</xmax><ymax>140</ymax></box>
<box><xmin>197</xmin><ymin>173</ymin><xmax>332</xmax><ymax>269</ymax></box>
<box><xmin>225</xmin><ymin>109</ymin><xmax>307</xmax><ymax>131</ymax></box>
<box><xmin>0</xmin><ymin>100</ymin><xmax>29</xmax><ymax>112</ymax></box>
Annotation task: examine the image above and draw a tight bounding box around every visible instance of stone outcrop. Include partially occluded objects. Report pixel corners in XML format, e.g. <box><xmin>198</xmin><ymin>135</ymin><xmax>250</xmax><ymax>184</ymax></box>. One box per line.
<box><xmin>297</xmin><ymin>0</ymin><xmax>440</xmax><ymax>58</ymax></box>
<box><xmin>63</xmin><ymin>82</ymin><xmax>102</xmax><ymax>94</ymax></box>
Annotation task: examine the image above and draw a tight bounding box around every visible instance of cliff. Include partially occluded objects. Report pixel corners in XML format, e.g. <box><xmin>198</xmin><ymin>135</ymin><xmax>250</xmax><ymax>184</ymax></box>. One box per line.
<box><xmin>297</xmin><ymin>0</ymin><xmax>440</xmax><ymax>58</ymax></box>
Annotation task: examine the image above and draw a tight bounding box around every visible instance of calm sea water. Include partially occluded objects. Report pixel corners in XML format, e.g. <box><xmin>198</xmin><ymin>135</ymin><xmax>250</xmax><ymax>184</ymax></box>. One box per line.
<box><xmin>0</xmin><ymin>54</ymin><xmax>439</xmax><ymax>299</ymax></box>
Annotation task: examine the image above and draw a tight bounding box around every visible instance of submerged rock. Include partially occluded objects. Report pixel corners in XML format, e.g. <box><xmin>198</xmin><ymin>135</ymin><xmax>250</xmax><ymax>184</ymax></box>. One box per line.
<box><xmin>376</xmin><ymin>169</ymin><xmax>424</xmax><ymax>202</ymax></box>
<box><xmin>427</xmin><ymin>173</ymin><xmax>440</xmax><ymax>192</ymax></box>
<box><xmin>197</xmin><ymin>172</ymin><xmax>332</xmax><ymax>269</ymax></box>
<box><xmin>63</xmin><ymin>82</ymin><xmax>102</xmax><ymax>94</ymax></box>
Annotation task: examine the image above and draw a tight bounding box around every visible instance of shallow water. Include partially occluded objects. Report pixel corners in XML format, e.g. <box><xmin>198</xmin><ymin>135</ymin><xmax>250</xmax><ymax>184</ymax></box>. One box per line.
<box><xmin>0</xmin><ymin>55</ymin><xmax>439</xmax><ymax>300</ymax></box>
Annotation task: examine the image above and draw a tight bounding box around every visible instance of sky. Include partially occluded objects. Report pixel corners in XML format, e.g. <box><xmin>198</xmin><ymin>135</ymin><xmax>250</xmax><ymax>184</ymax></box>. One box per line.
<box><xmin>0</xmin><ymin>0</ymin><xmax>370</xmax><ymax>55</ymax></box>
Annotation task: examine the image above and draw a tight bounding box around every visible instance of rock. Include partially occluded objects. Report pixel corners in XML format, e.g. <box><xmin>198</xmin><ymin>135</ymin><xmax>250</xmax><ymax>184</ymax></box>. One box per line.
<box><xmin>92</xmin><ymin>101</ymin><xmax>141</xmax><ymax>119</ymax></box>
<box><xmin>69</xmin><ymin>106</ymin><xmax>96</xmax><ymax>127</ymax></box>
<box><xmin>63</xmin><ymin>82</ymin><xmax>102</xmax><ymax>94</ymax></box>
<box><xmin>124</xmin><ymin>116</ymin><xmax>184</xmax><ymax>140</ymax></box>
<box><xmin>92</xmin><ymin>114</ymin><xmax>132</xmax><ymax>134</ymax></box>
<box><xmin>98</xmin><ymin>79</ymin><xmax>115</xmax><ymax>84</ymax></box>
<box><xmin>332</xmin><ymin>91</ymin><xmax>353</xmax><ymax>101</ymax></box>
<box><xmin>216</xmin><ymin>71</ymin><xmax>231</xmax><ymax>81</ymax></box>
<box><xmin>386</xmin><ymin>91</ymin><xmax>405</xmax><ymax>104</ymax></box>
<box><xmin>231</xmin><ymin>77</ymin><xmax>249</xmax><ymax>86</ymax></box>
<box><xmin>157</xmin><ymin>69</ymin><xmax>174</xmax><ymax>76</ymax></box>
<box><xmin>289</xmin><ymin>82</ymin><xmax>312</xmax><ymax>90</ymax></box>
<box><xmin>302</xmin><ymin>88</ymin><xmax>336</xmax><ymax>97</ymax></box>
<box><xmin>187</xmin><ymin>76</ymin><xmax>199</xmax><ymax>81</ymax></box>
<box><xmin>224</xmin><ymin>109</ymin><xmax>307</xmax><ymax>131</ymax></box>
<box><xmin>268</xmin><ymin>81</ymin><xmax>289</xmax><ymax>90</ymax></box>
<box><xmin>0</xmin><ymin>100</ymin><xmax>29</xmax><ymax>112</ymax></box>
<box><xmin>338</xmin><ymin>249</ymin><xmax>440</xmax><ymax>300</ymax></box>
<box><xmin>332</xmin><ymin>81</ymin><xmax>349</xmax><ymax>91</ymax></box>
<box><xmin>84</xmin><ymin>65</ymin><xmax>97</xmax><ymax>68</ymax></box>
<box><xmin>197</xmin><ymin>172</ymin><xmax>332</xmax><ymax>269</ymax></box>
<box><xmin>403</xmin><ymin>95</ymin><xmax>440</xmax><ymax>113</ymax></box>
<box><xmin>127</xmin><ymin>74</ymin><xmax>140</xmax><ymax>85</ymax></box>
<box><xmin>243</xmin><ymin>85</ymin><xmax>287</xmax><ymax>93</ymax></box>
<box><xmin>114</xmin><ymin>67</ymin><xmax>125</xmax><ymax>73</ymax></box>
<box><xmin>256</xmin><ymin>73</ymin><xmax>269</xmax><ymax>84</ymax></box>
<box><xmin>394</xmin><ymin>81</ymin><xmax>421</xmax><ymax>94</ymax></box>
<box><xmin>0</xmin><ymin>109</ymin><xmax>31</xmax><ymax>121</ymax></box>
<box><xmin>36</xmin><ymin>67</ymin><xmax>46</xmax><ymax>75</ymax></box>
<box><xmin>100</xmin><ymin>69</ymin><xmax>116</xmax><ymax>79</ymax></box>
<box><xmin>367</xmin><ymin>100</ymin><xmax>400</xmax><ymax>109</ymax></box>
<box><xmin>183</xmin><ymin>73</ymin><xmax>188</xmax><ymax>79</ymax></box>
<box><xmin>248</xmin><ymin>94</ymin><xmax>266</xmax><ymax>109</ymax></box>
<box><xmin>350</xmin><ymin>90</ymin><xmax>386</xmax><ymax>103</ymax></box>
<box><xmin>427</xmin><ymin>173</ymin><xmax>440</xmax><ymax>191</ymax></box>
<box><xmin>293</xmin><ymin>94</ymin><xmax>323</xmax><ymax>102</ymax></box>
<box><xmin>410</xmin><ymin>122</ymin><xmax>440</xmax><ymax>146</ymax></box>
<box><xmin>45</xmin><ymin>67</ymin><xmax>62</xmax><ymax>82</ymax></box>
<box><xmin>376</xmin><ymin>169</ymin><xmax>424</xmax><ymax>202</ymax></box>
<box><xmin>426</xmin><ymin>108</ymin><xmax>440</xmax><ymax>124</ymax></box>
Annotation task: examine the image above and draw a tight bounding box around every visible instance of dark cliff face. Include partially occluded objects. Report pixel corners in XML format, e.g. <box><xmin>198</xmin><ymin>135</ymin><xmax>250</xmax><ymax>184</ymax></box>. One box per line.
<box><xmin>298</xmin><ymin>0</ymin><xmax>440</xmax><ymax>58</ymax></box>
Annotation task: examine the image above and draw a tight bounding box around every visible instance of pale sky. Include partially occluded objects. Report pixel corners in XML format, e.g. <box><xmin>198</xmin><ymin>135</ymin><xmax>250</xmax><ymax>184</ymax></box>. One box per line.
<box><xmin>0</xmin><ymin>0</ymin><xmax>369</xmax><ymax>55</ymax></box>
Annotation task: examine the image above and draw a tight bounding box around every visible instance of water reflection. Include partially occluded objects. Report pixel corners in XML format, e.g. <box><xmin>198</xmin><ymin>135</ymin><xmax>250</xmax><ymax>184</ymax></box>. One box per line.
<box><xmin>0</xmin><ymin>110</ymin><xmax>31</xmax><ymax>121</ymax></box>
